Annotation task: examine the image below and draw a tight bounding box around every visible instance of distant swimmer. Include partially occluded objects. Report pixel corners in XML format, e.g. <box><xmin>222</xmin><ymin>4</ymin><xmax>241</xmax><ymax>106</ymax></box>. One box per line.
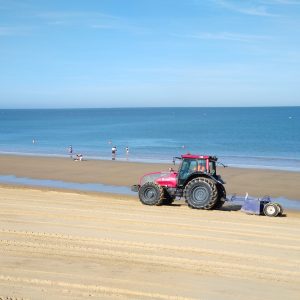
<box><xmin>32</xmin><ymin>138</ymin><xmax>36</xmax><ymax>144</ymax></box>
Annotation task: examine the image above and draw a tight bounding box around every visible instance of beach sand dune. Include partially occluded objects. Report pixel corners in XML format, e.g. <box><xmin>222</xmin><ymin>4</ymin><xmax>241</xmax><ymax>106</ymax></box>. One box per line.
<box><xmin>0</xmin><ymin>186</ymin><xmax>299</xmax><ymax>299</ymax></box>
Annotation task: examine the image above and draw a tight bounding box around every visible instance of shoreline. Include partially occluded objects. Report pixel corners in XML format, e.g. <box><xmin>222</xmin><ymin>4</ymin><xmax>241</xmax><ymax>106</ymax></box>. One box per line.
<box><xmin>1</xmin><ymin>154</ymin><xmax>300</xmax><ymax>201</ymax></box>
<box><xmin>1</xmin><ymin>151</ymin><xmax>300</xmax><ymax>172</ymax></box>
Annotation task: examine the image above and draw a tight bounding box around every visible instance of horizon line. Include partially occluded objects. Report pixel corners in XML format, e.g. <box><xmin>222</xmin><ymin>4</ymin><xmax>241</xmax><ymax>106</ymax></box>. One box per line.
<box><xmin>0</xmin><ymin>105</ymin><xmax>299</xmax><ymax>110</ymax></box>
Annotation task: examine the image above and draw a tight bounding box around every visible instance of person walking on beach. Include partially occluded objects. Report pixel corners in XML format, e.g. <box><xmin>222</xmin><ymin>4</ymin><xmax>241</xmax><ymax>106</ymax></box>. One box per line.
<box><xmin>112</xmin><ymin>145</ymin><xmax>117</xmax><ymax>160</ymax></box>
<box><xmin>68</xmin><ymin>145</ymin><xmax>73</xmax><ymax>158</ymax></box>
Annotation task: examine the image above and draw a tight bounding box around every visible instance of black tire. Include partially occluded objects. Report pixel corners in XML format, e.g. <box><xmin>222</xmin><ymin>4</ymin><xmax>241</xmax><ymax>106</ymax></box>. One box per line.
<box><xmin>263</xmin><ymin>203</ymin><xmax>279</xmax><ymax>217</ymax></box>
<box><xmin>274</xmin><ymin>203</ymin><xmax>283</xmax><ymax>216</ymax></box>
<box><xmin>138</xmin><ymin>182</ymin><xmax>164</xmax><ymax>206</ymax></box>
<box><xmin>213</xmin><ymin>184</ymin><xmax>226</xmax><ymax>210</ymax></box>
<box><xmin>184</xmin><ymin>177</ymin><xmax>218</xmax><ymax>209</ymax></box>
<box><xmin>213</xmin><ymin>198</ymin><xmax>225</xmax><ymax>210</ymax></box>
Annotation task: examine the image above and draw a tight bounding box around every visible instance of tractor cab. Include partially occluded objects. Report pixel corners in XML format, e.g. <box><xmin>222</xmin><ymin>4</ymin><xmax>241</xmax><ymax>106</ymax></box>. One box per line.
<box><xmin>175</xmin><ymin>154</ymin><xmax>221</xmax><ymax>186</ymax></box>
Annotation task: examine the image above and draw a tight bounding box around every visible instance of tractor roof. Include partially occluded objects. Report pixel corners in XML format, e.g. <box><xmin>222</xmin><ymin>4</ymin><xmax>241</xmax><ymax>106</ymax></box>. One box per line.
<box><xmin>181</xmin><ymin>153</ymin><xmax>218</xmax><ymax>161</ymax></box>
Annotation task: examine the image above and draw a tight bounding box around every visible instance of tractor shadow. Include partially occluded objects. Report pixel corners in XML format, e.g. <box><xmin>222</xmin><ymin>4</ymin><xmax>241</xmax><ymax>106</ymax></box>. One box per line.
<box><xmin>219</xmin><ymin>202</ymin><xmax>242</xmax><ymax>211</ymax></box>
<box><xmin>165</xmin><ymin>203</ymin><xmax>182</xmax><ymax>207</ymax></box>
<box><xmin>220</xmin><ymin>202</ymin><xmax>287</xmax><ymax>217</ymax></box>
<box><xmin>165</xmin><ymin>202</ymin><xmax>287</xmax><ymax>216</ymax></box>
<box><xmin>166</xmin><ymin>201</ymin><xmax>287</xmax><ymax>217</ymax></box>
<box><xmin>167</xmin><ymin>201</ymin><xmax>242</xmax><ymax>211</ymax></box>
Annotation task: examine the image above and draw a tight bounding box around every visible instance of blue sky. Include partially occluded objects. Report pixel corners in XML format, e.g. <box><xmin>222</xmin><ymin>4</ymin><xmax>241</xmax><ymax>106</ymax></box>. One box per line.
<box><xmin>0</xmin><ymin>0</ymin><xmax>299</xmax><ymax>108</ymax></box>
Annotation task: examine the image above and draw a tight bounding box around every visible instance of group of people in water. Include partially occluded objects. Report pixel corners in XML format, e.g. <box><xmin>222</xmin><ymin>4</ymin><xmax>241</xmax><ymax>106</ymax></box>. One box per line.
<box><xmin>68</xmin><ymin>144</ymin><xmax>130</xmax><ymax>161</ymax></box>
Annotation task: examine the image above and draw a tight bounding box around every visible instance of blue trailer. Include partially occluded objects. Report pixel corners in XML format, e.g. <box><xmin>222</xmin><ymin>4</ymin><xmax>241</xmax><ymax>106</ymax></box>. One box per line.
<box><xmin>228</xmin><ymin>194</ymin><xmax>283</xmax><ymax>217</ymax></box>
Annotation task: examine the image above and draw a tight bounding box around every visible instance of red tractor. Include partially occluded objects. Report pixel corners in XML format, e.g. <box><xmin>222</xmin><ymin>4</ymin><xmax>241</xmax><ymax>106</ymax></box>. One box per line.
<box><xmin>131</xmin><ymin>154</ymin><xmax>226</xmax><ymax>210</ymax></box>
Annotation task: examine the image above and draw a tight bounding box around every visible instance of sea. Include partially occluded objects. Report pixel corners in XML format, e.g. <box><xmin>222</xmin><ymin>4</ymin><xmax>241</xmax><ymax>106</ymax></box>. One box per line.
<box><xmin>0</xmin><ymin>107</ymin><xmax>300</xmax><ymax>172</ymax></box>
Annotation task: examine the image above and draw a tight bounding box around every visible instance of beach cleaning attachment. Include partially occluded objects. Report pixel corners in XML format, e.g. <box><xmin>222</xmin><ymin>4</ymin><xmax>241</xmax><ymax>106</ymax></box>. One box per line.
<box><xmin>229</xmin><ymin>193</ymin><xmax>283</xmax><ymax>217</ymax></box>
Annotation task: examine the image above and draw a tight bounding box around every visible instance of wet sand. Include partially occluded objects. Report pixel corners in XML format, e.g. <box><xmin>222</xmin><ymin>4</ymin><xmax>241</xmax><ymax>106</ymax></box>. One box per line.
<box><xmin>0</xmin><ymin>154</ymin><xmax>300</xmax><ymax>299</ymax></box>
<box><xmin>0</xmin><ymin>154</ymin><xmax>300</xmax><ymax>199</ymax></box>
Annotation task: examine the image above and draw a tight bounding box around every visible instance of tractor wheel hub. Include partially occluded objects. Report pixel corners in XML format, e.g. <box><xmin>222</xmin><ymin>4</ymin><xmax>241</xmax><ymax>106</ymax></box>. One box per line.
<box><xmin>145</xmin><ymin>188</ymin><xmax>156</xmax><ymax>199</ymax></box>
<box><xmin>193</xmin><ymin>186</ymin><xmax>209</xmax><ymax>203</ymax></box>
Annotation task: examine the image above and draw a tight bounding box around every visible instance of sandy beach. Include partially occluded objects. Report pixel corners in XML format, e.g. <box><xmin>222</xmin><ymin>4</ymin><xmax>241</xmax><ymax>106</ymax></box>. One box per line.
<box><xmin>0</xmin><ymin>154</ymin><xmax>300</xmax><ymax>199</ymax></box>
<box><xmin>0</xmin><ymin>154</ymin><xmax>300</xmax><ymax>299</ymax></box>
<box><xmin>0</xmin><ymin>186</ymin><xmax>299</xmax><ymax>299</ymax></box>
<box><xmin>2</xmin><ymin>0</ymin><xmax>300</xmax><ymax>297</ymax></box>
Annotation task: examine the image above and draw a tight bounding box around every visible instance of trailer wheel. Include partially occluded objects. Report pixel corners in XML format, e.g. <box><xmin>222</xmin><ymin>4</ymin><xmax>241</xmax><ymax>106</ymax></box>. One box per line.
<box><xmin>138</xmin><ymin>182</ymin><xmax>164</xmax><ymax>206</ymax></box>
<box><xmin>263</xmin><ymin>203</ymin><xmax>279</xmax><ymax>217</ymax></box>
<box><xmin>184</xmin><ymin>177</ymin><xmax>218</xmax><ymax>209</ymax></box>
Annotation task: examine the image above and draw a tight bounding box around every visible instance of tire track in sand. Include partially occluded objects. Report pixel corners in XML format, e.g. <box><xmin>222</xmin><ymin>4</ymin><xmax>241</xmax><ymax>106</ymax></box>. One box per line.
<box><xmin>1</xmin><ymin>217</ymin><xmax>299</xmax><ymax>253</ymax></box>
<box><xmin>2</xmin><ymin>198</ymin><xmax>300</xmax><ymax>231</ymax></box>
<box><xmin>1</xmin><ymin>229</ymin><xmax>299</xmax><ymax>268</ymax></box>
<box><xmin>0</xmin><ymin>275</ymin><xmax>195</xmax><ymax>300</ymax></box>
<box><xmin>1</xmin><ymin>239</ymin><xmax>300</xmax><ymax>284</ymax></box>
<box><xmin>1</xmin><ymin>187</ymin><xmax>300</xmax><ymax>299</ymax></box>
<box><xmin>0</xmin><ymin>208</ymin><xmax>299</xmax><ymax>244</ymax></box>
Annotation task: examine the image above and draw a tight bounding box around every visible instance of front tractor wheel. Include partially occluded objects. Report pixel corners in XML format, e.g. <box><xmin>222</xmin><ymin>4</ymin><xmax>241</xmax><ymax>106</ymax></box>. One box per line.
<box><xmin>184</xmin><ymin>177</ymin><xmax>218</xmax><ymax>209</ymax></box>
<box><xmin>138</xmin><ymin>182</ymin><xmax>164</xmax><ymax>206</ymax></box>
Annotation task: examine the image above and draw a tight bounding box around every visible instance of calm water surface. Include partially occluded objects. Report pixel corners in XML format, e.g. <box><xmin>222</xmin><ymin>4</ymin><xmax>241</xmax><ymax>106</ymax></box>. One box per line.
<box><xmin>0</xmin><ymin>107</ymin><xmax>299</xmax><ymax>171</ymax></box>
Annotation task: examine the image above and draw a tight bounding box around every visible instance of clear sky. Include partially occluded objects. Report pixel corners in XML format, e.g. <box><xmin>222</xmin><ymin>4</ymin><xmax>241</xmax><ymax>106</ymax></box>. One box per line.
<box><xmin>0</xmin><ymin>0</ymin><xmax>299</xmax><ymax>108</ymax></box>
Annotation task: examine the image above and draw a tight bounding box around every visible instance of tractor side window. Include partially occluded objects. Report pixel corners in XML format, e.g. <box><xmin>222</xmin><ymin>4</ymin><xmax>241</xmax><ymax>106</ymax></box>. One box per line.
<box><xmin>180</xmin><ymin>160</ymin><xmax>189</xmax><ymax>179</ymax></box>
<box><xmin>179</xmin><ymin>160</ymin><xmax>192</xmax><ymax>180</ymax></box>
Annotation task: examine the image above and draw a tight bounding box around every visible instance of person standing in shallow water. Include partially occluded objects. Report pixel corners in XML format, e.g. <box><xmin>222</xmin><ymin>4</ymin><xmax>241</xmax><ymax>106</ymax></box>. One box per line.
<box><xmin>126</xmin><ymin>146</ymin><xmax>129</xmax><ymax>160</ymax></box>
<box><xmin>111</xmin><ymin>146</ymin><xmax>117</xmax><ymax>160</ymax></box>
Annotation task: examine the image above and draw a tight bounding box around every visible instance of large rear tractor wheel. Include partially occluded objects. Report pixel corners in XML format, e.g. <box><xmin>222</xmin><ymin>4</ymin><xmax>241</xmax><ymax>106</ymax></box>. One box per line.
<box><xmin>184</xmin><ymin>177</ymin><xmax>218</xmax><ymax>209</ymax></box>
<box><xmin>138</xmin><ymin>182</ymin><xmax>164</xmax><ymax>206</ymax></box>
<box><xmin>212</xmin><ymin>184</ymin><xmax>226</xmax><ymax>210</ymax></box>
<box><xmin>213</xmin><ymin>198</ymin><xmax>225</xmax><ymax>210</ymax></box>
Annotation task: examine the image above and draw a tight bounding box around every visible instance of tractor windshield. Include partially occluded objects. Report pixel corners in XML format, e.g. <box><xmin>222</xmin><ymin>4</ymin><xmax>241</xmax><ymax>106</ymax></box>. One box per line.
<box><xmin>179</xmin><ymin>158</ymin><xmax>216</xmax><ymax>177</ymax></box>
<box><xmin>177</xmin><ymin>156</ymin><xmax>220</xmax><ymax>186</ymax></box>
<box><xmin>179</xmin><ymin>159</ymin><xmax>206</xmax><ymax>179</ymax></box>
